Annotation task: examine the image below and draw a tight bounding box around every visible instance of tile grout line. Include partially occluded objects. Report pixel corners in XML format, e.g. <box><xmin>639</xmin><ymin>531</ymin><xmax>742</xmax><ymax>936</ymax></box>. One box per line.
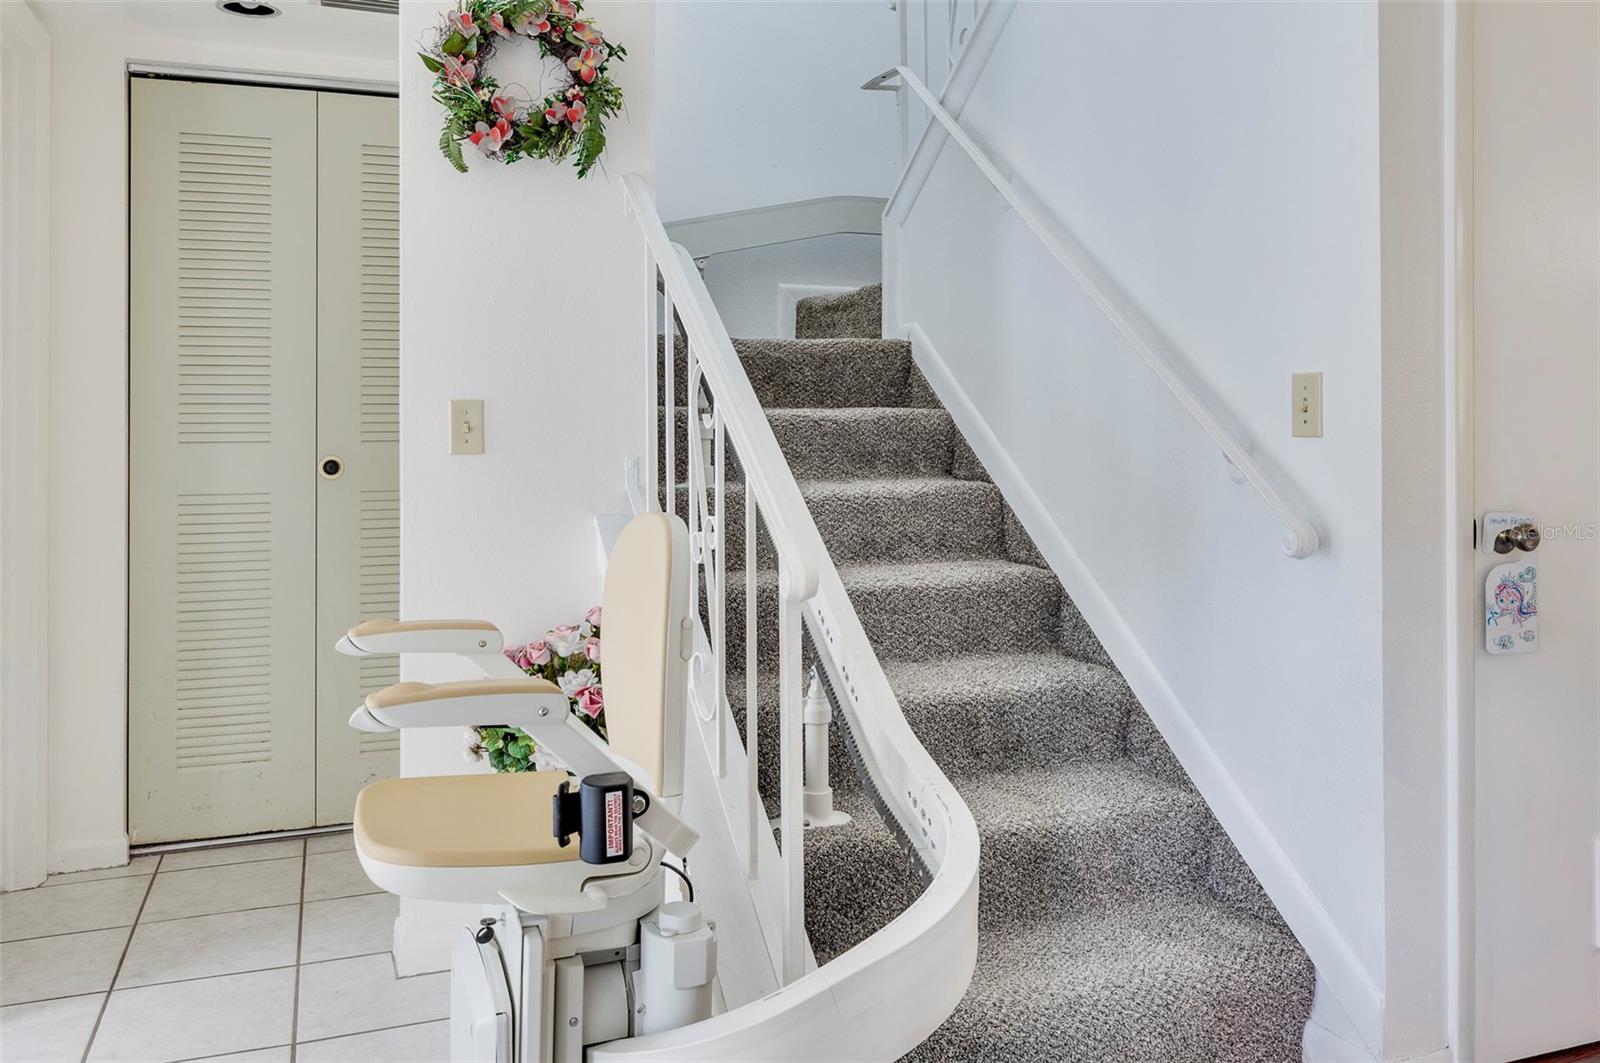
<box><xmin>9</xmin><ymin>950</ymin><xmax>405</xmax><ymax>1009</ymax></box>
<box><xmin>289</xmin><ymin>837</ymin><xmax>307</xmax><ymax>1063</ymax></box>
<box><xmin>163</xmin><ymin>1016</ymin><xmax>451</xmax><ymax>1063</ymax></box>
<box><xmin>78</xmin><ymin>853</ymin><xmax>162</xmax><ymax>1063</ymax></box>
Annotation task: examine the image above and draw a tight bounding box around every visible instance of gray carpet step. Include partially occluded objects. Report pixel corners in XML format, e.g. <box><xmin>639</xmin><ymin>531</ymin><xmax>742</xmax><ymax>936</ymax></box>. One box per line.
<box><xmin>949</xmin><ymin>763</ymin><xmax>1213</xmax><ymax>924</ymax></box>
<box><xmin>670</xmin><ymin>338</ymin><xmax>926</xmax><ymax>409</ymax></box>
<box><xmin>681</xmin><ymin>477</ymin><xmax>1007</xmax><ymax>567</ymax></box>
<box><xmin>802</xmin><ymin>788</ymin><xmax>926</xmax><ymax>965</ymax></box>
<box><xmin>664</xmin><ymin>406</ymin><xmax>960</xmax><ymax>484</ymax></box>
<box><xmin>720</xmin><ymin>559</ymin><xmax>1063</xmax><ymax>670</ymax></box>
<box><xmin>795</xmin><ymin>283</ymin><xmax>882</xmax><ymax>340</ymax></box>
<box><xmin>903</xmin><ymin>895</ymin><xmax>1314</xmax><ymax>1063</ymax></box>
<box><xmin>883</xmin><ymin>653</ymin><xmax>1135</xmax><ymax>774</ymax></box>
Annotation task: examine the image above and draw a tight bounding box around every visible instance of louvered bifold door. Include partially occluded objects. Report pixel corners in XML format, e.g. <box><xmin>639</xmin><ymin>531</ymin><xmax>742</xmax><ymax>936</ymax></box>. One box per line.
<box><xmin>313</xmin><ymin>92</ymin><xmax>401</xmax><ymax>824</ymax></box>
<box><xmin>129</xmin><ymin>79</ymin><xmax>318</xmax><ymax>842</ymax></box>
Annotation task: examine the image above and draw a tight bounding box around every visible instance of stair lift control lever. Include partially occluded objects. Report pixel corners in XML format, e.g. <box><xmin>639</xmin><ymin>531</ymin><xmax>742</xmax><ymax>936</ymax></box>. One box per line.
<box><xmin>553</xmin><ymin>772</ymin><xmax>648</xmax><ymax>864</ymax></box>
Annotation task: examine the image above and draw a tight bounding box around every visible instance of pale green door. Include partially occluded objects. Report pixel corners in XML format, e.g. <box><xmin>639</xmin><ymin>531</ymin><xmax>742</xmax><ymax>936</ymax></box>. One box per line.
<box><xmin>130</xmin><ymin>80</ymin><xmax>399</xmax><ymax>842</ymax></box>
<box><xmin>313</xmin><ymin>91</ymin><xmax>401</xmax><ymax>824</ymax></box>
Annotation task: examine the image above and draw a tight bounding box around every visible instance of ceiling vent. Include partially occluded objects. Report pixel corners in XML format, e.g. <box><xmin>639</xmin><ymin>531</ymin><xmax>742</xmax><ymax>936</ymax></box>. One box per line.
<box><xmin>217</xmin><ymin>1</ymin><xmax>282</xmax><ymax>16</ymax></box>
<box><xmin>317</xmin><ymin>0</ymin><xmax>399</xmax><ymax>13</ymax></box>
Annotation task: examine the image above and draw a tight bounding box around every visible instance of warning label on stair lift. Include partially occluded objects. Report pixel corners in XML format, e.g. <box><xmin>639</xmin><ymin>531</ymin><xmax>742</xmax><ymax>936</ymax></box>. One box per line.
<box><xmin>605</xmin><ymin>790</ymin><xmax>625</xmax><ymax>858</ymax></box>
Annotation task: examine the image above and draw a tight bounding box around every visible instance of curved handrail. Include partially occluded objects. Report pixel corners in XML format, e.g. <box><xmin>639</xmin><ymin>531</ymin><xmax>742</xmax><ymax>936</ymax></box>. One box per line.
<box><xmin>864</xmin><ymin>63</ymin><xmax>1322</xmax><ymax>559</ymax></box>
<box><xmin>609</xmin><ymin>175</ymin><xmax>982</xmax><ymax>1060</ymax></box>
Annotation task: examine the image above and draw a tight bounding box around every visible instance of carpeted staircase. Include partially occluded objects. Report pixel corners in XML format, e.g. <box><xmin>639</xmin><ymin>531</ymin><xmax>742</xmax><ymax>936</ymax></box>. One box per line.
<box><xmin>668</xmin><ymin>283</ymin><xmax>1315</xmax><ymax>1061</ymax></box>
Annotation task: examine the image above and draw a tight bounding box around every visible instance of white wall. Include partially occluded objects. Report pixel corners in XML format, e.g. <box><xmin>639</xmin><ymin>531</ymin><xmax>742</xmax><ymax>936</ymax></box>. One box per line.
<box><xmin>700</xmin><ymin>233</ymin><xmax>880</xmax><ymax>338</ymax></box>
<box><xmin>394</xmin><ymin>0</ymin><xmax>655</xmax><ymax>972</ymax></box>
<box><xmin>32</xmin><ymin>0</ymin><xmax>397</xmax><ymax>874</ymax></box>
<box><xmin>891</xmin><ymin>1</ymin><xmax>1400</xmax><ymax>1052</ymax></box>
<box><xmin>655</xmin><ymin>0</ymin><xmax>898</xmax><ymax>222</ymax></box>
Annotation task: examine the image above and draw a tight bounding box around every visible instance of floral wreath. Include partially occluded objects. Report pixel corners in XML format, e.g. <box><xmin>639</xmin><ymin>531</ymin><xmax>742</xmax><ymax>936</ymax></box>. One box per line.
<box><xmin>420</xmin><ymin>0</ymin><xmax>626</xmax><ymax>177</ymax></box>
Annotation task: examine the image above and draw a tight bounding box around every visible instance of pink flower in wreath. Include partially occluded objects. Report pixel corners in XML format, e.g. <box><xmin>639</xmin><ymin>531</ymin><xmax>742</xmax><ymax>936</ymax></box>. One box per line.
<box><xmin>575</xmin><ymin>685</ymin><xmax>605</xmax><ymax>719</ymax></box>
<box><xmin>468</xmin><ymin>118</ymin><xmax>512</xmax><ymax>155</ymax></box>
<box><xmin>552</xmin><ymin>0</ymin><xmax>577</xmax><ymax>19</ymax></box>
<box><xmin>585</xmin><ymin>605</ymin><xmax>602</xmax><ymax>627</ymax></box>
<box><xmin>567</xmin><ymin>45</ymin><xmax>603</xmax><ymax>84</ymax></box>
<box><xmin>515</xmin><ymin>9</ymin><xmax>552</xmax><ymax>36</ymax></box>
<box><xmin>525</xmin><ymin>639</ymin><xmax>552</xmax><ymax>666</ymax></box>
<box><xmin>544</xmin><ymin>98</ymin><xmax>579</xmax><ymax>126</ymax></box>
<box><xmin>490</xmin><ymin>95</ymin><xmax>517</xmax><ymax>120</ymax></box>
<box><xmin>447</xmin><ymin>10</ymin><xmax>478</xmax><ymax>37</ymax></box>
<box><xmin>441</xmin><ymin>54</ymin><xmax>477</xmax><ymax>87</ymax></box>
<box><xmin>582</xmin><ymin>636</ymin><xmax>601</xmax><ymax>663</ymax></box>
<box><xmin>488</xmin><ymin>11</ymin><xmax>512</xmax><ymax>38</ymax></box>
<box><xmin>561</xmin><ymin>97</ymin><xmax>588</xmax><ymax>129</ymax></box>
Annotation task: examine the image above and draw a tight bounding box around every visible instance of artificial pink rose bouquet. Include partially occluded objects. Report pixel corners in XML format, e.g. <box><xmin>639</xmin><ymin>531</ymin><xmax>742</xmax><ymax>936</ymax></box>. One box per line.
<box><xmin>465</xmin><ymin>607</ymin><xmax>604</xmax><ymax>772</ymax></box>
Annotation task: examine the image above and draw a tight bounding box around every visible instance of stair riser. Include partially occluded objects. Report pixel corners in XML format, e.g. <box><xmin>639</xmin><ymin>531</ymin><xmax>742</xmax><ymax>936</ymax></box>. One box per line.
<box><xmin>892</xmin><ymin>679</ymin><xmax>1135</xmax><ymax>777</ymax></box>
<box><xmin>657</xmin><ymin>338</ymin><xmax>924</xmax><ymax>410</ymax></box>
<box><xmin>677</xmin><ymin>481</ymin><xmax>1008</xmax><ymax>568</ymax></box>
<box><xmin>714</xmin><ymin>566</ymin><xmax>1063</xmax><ymax>671</ymax></box>
<box><xmin>661</xmin><ymin>408</ymin><xmax>961</xmax><ymax>484</ymax></box>
<box><xmin>970</xmin><ymin>797</ymin><xmax>1213</xmax><ymax>928</ymax></box>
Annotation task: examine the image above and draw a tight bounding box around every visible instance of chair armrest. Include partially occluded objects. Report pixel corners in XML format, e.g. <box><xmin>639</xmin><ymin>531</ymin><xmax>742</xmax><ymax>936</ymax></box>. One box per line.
<box><xmin>337</xmin><ymin>618</ymin><xmax>503</xmax><ymax>657</ymax></box>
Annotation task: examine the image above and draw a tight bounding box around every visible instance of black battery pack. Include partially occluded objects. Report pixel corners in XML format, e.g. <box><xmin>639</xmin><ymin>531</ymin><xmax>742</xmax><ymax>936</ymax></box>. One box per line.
<box><xmin>551</xmin><ymin>772</ymin><xmax>646</xmax><ymax>864</ymax></box>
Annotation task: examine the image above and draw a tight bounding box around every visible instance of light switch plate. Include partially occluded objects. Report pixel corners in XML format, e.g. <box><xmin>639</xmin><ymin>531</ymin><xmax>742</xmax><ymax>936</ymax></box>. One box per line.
<box><xmin>451</xmin><ymin>399</ymin><xmax>484</xmax><ymax>454</ymax></box>
<box><xmin>1292</xmin><ymin>372</ymin><xmax>1323</xmax><ymax>438</ymax></box>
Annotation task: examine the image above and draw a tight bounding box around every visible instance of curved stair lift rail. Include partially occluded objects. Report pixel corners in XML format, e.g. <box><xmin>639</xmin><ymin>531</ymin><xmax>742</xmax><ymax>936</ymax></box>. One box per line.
<box><xmin>614</xmin><ymin>175</ymin><xmax>981</xmax><ymax>1061</ymax></box>
<box><xmin>863</xmin><ymin>57</ymin><xmax>1322</xmax><ymax>560</ymax></box>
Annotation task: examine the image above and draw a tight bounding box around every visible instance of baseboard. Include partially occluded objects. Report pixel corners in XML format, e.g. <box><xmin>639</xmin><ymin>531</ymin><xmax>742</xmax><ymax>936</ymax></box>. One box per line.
<box><xmin>902</xmin><ymin>321</ymin><xmax>1386</xmax><ymax>1055</ymax></box>
<box><xmin>47</xmin><ymin>834</ymin><xmax>130</xmax><ymax>876</ymax></box>
<box><xmin>1304</xmin><ymin>976</ymin><xmax>1382</xmax><ymax>1063</ymax></box>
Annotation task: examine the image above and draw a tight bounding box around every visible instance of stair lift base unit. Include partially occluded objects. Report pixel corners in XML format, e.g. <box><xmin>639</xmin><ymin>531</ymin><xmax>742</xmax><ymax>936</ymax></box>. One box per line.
<box><xmin>341</xmin><ymin>514</ymin><xmax>715</xmax><ymax>1062</ymax></box>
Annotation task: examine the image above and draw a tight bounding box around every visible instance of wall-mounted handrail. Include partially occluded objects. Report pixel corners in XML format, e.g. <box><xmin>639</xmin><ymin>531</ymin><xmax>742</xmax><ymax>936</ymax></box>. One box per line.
<box><xmin>863</xmin><ymin>63</ymin><xmax>1322</xmax><ymax>559</ymax></box>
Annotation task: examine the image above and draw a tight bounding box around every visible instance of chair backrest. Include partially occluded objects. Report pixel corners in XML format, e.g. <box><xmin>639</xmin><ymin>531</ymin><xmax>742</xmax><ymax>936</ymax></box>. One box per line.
<box><xmin>600</xmin><ymin>512</ymin><xmax>690</xmax><ymax>799</ymax></box>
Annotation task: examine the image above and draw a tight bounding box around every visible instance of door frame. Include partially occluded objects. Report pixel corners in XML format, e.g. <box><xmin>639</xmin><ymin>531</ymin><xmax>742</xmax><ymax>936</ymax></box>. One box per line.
<box><xmin>1445</xmin><ymin>4</ymin><xmax>1475</xmax><ymax>1057</ymax></box>
<box><xmin>121</xmin><ymin>65</ymin><xmax>399</xmax><ymax>848</ymax></box>
<box><xmin>0</xmin><ymin>0</ymin><xmax>54</xmax><ymax>892</ymax></box>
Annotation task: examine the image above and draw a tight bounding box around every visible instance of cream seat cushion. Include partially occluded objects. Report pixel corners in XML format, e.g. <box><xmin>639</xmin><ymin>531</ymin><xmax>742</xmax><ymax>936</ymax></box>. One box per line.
<box><xmin>354</xmin><ymin>771</ymin><xmax>581</xmax><ymax>868</ymax></box>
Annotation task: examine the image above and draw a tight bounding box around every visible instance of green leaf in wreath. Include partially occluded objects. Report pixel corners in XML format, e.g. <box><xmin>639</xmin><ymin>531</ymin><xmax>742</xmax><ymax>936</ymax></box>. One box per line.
<box><xmin>418</xmin><ymin>52</ymin><xmax>444</xmax><ymax>74</ymax></box>
<box><xmin>439</xmin><ymin>129</ymin><xmax>467</xmax><ymax>173</ymax></box>
<box><xmin>441</xmin><ymin>30</ymin><xmax>467</xmax><ymax>55</ymax></box>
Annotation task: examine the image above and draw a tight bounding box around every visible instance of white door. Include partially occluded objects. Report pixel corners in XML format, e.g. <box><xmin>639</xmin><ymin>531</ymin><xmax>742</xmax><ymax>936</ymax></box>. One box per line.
<box><xmin>130</xmin><ymin>79</ymin><xmax>399</xmax><ymax>842</ymax></box>
<box><xmin>1471</xmin><ymin>5</ymin><xmax>1600</xmax><ymax>1059</ymax></box>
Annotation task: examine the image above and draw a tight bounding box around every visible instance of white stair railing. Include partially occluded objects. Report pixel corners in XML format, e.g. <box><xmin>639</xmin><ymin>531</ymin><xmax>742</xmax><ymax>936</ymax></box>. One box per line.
<box><xmin>601</xmin><ymin>175</ymin><xmax>981</xmax><ymax>1062</ymax></box>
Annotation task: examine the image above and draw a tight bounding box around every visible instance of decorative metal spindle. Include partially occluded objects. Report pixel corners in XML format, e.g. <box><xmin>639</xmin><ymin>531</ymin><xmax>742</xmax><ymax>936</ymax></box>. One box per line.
<box><xmin>643</xmin><ymin>255</ymin><xmax>659</xmax><ymax>512</ymax></box>
<box><xmin>713</xmin><ymin>408</ymin><xmax>727</xmax><ymax>778</ymax></box>
<box><xmin>777</xmin><ymin>572</ymin><xmax>805</xmax><ymax>984</ymax></box>
<box><xmin>745</xmin><ymin>484</ymin><xmax>760</xmax><ymax>878</ymax></box>
<box><xmin>686</xmin><ymin>345</ymin><xmax>702</xmax><ymax>627</ymax></box>
<box><xmin>662</xmin><ymin>288</ymin><xmax>675</xmax><ymax>517</ymax></box>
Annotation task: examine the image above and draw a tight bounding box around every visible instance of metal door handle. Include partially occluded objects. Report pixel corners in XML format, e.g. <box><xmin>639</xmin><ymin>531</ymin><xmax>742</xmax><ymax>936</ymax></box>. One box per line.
<box><xmin>1493</xmin><ymin>521</ymin><xmax>1539</xmax><ymax>554</ymax></box>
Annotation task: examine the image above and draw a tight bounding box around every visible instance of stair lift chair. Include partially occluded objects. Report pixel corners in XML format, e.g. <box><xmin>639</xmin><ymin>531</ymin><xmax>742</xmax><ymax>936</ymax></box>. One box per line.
<box><xmin>338</xmin><ymin>514</ymin><xmax>715</xmax><ymax>1063</ymax></box>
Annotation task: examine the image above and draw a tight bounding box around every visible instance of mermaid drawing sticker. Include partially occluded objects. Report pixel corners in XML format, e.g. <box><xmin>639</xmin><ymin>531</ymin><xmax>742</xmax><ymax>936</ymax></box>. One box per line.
<box><xmin>1485</xmin><ymin>561</ymin><xmax>1538</xmax><ymax>655</ymax></box>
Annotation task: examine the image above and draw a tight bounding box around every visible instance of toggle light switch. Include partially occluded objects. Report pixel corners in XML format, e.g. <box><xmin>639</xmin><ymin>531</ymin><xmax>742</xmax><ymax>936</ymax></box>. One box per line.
<box><xmin>451</xmin><ymin>399</ymin><xmax>484</xmax><ymax>455</ymax></box>
<box><xmin>1292</xmin><ymin>373</ymin><xmax>1323</xmax><ymax>438</ymax></box>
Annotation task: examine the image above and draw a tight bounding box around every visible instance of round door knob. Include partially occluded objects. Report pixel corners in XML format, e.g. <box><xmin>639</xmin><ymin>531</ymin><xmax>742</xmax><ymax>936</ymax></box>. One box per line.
<box><xmin>1493</xmin><ymin>522</ymin><xmax>1540</xmax><ymax>553</ymax></box>
<box><xmin>319</xmin><ymin>456</ymin><xmax>344</xmax><ymax>480</ymax></box>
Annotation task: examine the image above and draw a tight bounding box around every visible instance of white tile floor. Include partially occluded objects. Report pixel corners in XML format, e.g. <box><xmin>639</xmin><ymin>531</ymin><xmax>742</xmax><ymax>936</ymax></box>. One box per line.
<box><xmin>0</xmin><ymin>834</ymin><xmax>449</xmax><ymax>1063</ymax></box>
